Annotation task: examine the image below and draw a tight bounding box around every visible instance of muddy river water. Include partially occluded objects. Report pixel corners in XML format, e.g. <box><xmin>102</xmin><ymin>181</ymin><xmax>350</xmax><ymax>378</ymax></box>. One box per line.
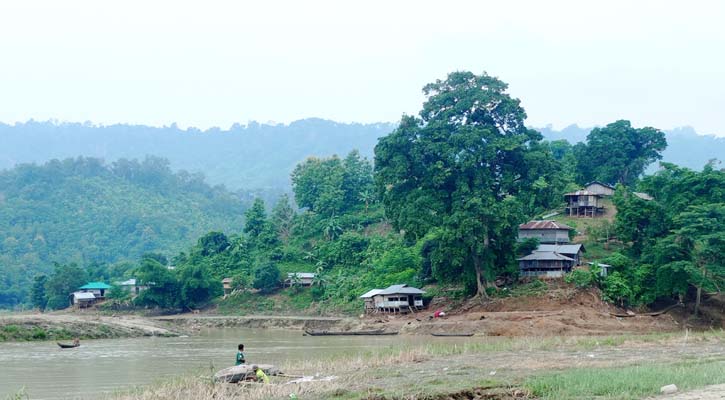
<box><xmin>0</xmin><ymin>327</ymin><xmax>459</xmax><ymax>400</ymax></box>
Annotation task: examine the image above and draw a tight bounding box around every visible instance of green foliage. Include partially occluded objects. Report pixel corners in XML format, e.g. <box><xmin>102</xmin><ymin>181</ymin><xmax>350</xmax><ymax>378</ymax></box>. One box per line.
<box><xmin>30</xmin><ymin>275</ymin><xmax>48</xmax><ymax>311</ymax></box>
<box><xmin>134</xmin><ymin>258</ymin><xmax>180</xmax><ymax>309</ymax></box>
<box><xmin>574</xmin><ymin>120</ymin><xmax>667</xmax><ymax>186</ymax></box>
<box><xmin>0</xmin><ymin>156</ymin><xmax>246</xmax><ymax>308</ymax></box>
<box><xmin>178</xmin><ymin>263</ymin><xmax>222</xmax><ymax>309</ymax></box>
<box><xmin>291</xmin><ymin>151</ymin><xmax>374</xmax><ymax>218</ymax></box>
<box><xmin>601</xmin><ymin>272</ymin><xmax>634</xmax><ymax>307</ymax></box>
<box><xmin>244</xmin><ymin>199</ymin><xmax>268</xmax><ymax>239</ymax></box>
<box><xmin>375</xmin><ymin>71</ymin><xmax>562</xmax><ymax>296</ymax></box>
<box><xmin>44</xmin><ymin>263</ymin><xmax>88</xmax><ymax>310</ymax></box>
<box><xmin>611</xmin><ymin>163</ymin><xmax>724</xmax><ymax>309</ymax></box>
<box><xmin>564</xmin><ymin>269</ymin><xmax>595</xmax><ymax>289</ymax></box>
<box><xmin>253</xmin><ymin>262</ymin><xmax>281</xmax><ymax>294</ymax></box>
<box><xmin>197</xmin><ymin>232</ymin><xmax>230</xmax><ymax>257</ymax></box>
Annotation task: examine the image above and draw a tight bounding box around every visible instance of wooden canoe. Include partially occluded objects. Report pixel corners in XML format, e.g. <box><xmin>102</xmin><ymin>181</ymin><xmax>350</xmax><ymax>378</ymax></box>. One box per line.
<box><xmin>57</xmin><ymin>342</ymin><xmax>80</xmax><ymax>348</ymax></box>
<box><xmin>431</xmin><ymin>333</ymin><xmax>474</xmax><ymax>337</ymax></box>
<box><xmin>303</xmin><ymin>329</ymin><xmax>398</xmax><ymax>336</ymax></box>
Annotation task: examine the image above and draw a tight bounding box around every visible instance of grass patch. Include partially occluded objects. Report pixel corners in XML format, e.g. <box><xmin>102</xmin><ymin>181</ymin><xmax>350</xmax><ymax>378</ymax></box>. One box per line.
<box><xmin>527</xmin><ymin>359</ymin><xmax>725</xmax><ymax>399</ymax></box>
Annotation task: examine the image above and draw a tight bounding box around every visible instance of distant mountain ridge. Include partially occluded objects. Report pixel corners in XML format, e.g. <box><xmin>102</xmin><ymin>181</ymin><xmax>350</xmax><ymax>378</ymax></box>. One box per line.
<box><xmin>1</xmin><ymin>119</ymin><xmax>721</xmax><ymax>190</ymax></box>
<box><xmin>0</xmin><ymin>119</ymin><xmax>395</xmax><ymax>190</ymax></box>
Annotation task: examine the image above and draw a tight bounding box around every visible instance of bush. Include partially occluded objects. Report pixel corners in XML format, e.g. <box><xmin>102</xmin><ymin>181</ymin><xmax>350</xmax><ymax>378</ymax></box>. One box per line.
<box><xmin>253</xmin><ymin>262</ymin><xmax>281</xmax><ymax>294</ymax></box>
<box><xmin>565</xmin><ymin>269</ymin><xmax>595</xmax><ymax>288</ymax></box>
<box><xmin>602</xmin><ymin>272</ymin><xmax>634</xmax><ymax>307</ymax></box>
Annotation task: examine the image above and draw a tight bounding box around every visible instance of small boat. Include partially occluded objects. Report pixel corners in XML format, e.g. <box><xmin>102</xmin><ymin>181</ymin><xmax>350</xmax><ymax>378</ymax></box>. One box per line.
<box><xmin>304</xmin><ymin>329</ymin><xmax>398</xmax><ymax>336</ymax></box>
<box><xmin>431</xmin><ymin>333</ymin><xmax>474</xmax><ymax>337</ymax></box>
<box><xmin>57</xmin><ymin>342</ymin><xmax>80</xmax><ymax>348</ymax></box>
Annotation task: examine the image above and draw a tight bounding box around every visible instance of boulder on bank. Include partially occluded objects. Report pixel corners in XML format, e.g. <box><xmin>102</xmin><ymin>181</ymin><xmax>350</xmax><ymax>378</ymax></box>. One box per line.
<box><xmin>214</xmin><ymin>364</ymin><xmax>281</xmax><ymax>383</ymax></box>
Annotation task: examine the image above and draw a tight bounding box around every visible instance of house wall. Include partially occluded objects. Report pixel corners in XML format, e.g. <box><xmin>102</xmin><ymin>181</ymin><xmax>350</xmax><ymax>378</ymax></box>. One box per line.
<box><xmin>518</xmin><ymin>229</ymin><xmax>570</xmax><ymax>243</ymax></box>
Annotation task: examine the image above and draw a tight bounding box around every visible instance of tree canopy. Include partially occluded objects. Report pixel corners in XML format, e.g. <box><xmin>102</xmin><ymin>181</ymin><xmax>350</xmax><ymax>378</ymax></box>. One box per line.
<box><xmin>574</xmin><ymin>120</ymin><xmax>667</xmax><ymax>186</ymax></box>
<box><xmin>375</xmin><ymin>71</ymin><xmax>562</xmax><ymax>296</ymax></box>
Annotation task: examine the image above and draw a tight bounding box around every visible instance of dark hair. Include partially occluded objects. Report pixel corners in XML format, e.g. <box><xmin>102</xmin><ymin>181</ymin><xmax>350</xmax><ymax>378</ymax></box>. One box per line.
<box><xmin>238</xmin><ymin>344</ymin><xmax>244</xmax><ymax>350</ymax></box>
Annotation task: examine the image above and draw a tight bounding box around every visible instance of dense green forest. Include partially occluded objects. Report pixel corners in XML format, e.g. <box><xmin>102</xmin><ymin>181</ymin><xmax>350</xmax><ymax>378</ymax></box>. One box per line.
<box><xmin>1</xmin><ymin>118</ymin><xmax>722</xmax><ymax>191</ymax></box>
<box><xmin>7</xmin><ymin>71</ymin><xmax>725</xmax><ymax>316</ymax></box>
<box><xmin>0</xmin><ymin>157</ymin><xmax>247</xmax><ymax>308</ymax></box>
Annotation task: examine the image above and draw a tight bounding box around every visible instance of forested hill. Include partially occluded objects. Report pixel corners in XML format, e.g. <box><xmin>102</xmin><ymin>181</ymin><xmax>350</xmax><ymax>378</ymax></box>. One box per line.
<box><xmin>0</xmin><ymin>119</ymin><xmax>395</xmax><ymax>190</ymax></box>
<box><xmin>0</xmin><ymin>157</ymin><xmax>247</xmax><ymax>307</ymax></box>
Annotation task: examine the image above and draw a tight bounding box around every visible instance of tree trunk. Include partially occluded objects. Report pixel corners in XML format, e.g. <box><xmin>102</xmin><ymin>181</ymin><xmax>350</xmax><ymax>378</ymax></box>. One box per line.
<box><xmin>695</xmin><ymin>286</ymin><xmax>702</xmax><ymax>316</ymax></box>
<box><xmin>473</xmin><ymin>232</ymin><xmax>490</xmax><ymax>299</ymax></box>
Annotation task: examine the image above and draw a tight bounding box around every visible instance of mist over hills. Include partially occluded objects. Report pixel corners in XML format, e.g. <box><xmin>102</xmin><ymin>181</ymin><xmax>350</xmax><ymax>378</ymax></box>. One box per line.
<box><xmin>0</xmin><ymin>119</ymin><xmax>394</xmax><ymax>190</ymax></box>
<box><xmin>1</xmin><ymin>119</ymin><xmax>722</xmax><ymax>190</ymax></box>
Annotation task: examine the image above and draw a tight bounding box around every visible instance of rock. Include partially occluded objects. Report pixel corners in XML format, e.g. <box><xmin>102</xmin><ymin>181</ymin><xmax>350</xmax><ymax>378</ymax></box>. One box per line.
<box><xmin>660</xmin><ymin>384</ymin><xmax>678</xmax><ymax>394</ymax></box>
<box><xmin>214</xmin><ymin>364</ymin><xmax>281</xmax><ymax>383</ymax></box>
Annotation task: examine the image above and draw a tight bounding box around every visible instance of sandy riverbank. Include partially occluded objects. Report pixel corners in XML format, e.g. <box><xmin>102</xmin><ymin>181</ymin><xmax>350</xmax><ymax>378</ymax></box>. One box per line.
<box><xmin>0</xmin><ymin>312</ymin><xmax>178</xmax><ymax>341</ymax></box>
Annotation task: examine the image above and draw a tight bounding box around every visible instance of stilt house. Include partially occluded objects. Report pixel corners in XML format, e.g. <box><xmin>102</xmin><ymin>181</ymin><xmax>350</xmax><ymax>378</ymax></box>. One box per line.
<box><xmin>360</xmin><ymin>284</ymin><xmax>425</xmax><ymax>314</ymax></box>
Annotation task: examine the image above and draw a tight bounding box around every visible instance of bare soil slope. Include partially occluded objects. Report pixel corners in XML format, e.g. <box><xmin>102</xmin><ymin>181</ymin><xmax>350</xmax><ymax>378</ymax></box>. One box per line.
<box><xmin>363</xmin><ymin>281</ymin><xmax>681</xmax><ymax>336</ymax></box>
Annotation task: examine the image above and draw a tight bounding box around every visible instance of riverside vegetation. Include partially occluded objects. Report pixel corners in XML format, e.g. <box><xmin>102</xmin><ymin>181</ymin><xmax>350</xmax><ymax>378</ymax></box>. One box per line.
<box><xmin>5</xmin><ymin>71</ymin><xmax>724</xmax><ymax>328</ymax></box>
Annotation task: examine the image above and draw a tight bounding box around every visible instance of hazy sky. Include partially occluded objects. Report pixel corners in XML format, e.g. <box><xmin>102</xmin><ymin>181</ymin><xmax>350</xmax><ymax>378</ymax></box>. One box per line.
<box><xmin>1</xmin><ymin>1</ymin><xmax>724</xmax><ymax>136</ymax></box>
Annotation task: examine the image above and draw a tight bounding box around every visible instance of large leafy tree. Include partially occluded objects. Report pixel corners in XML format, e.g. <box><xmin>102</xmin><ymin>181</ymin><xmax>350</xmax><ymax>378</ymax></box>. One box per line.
<box><xmin>134</xmin><ymin>258</ymin><xmax>180</xmax><ymax>308</ymax></box>
<box><xmin>375</xmin><ymin>71</ymin><xmax>558</xmax><ymax>297</ymax></box>
<box><xmin>574</xmin><ymin>120</ymin><xmax>667</xmax><ymax>186</ymax></box>
<box><xmin>178</xmin><ymin>263</ymin><xmax>222</xmax><ymax>309</ymax></box>
<box><xmin>44</xmin><ymin>262</ymin><xmax>88</xmax><ymax>310</ymax></box>
<box><xmin>243</xmin><ymin>199</ymin><xmax>268</xmax><ymax>239</ymax></box>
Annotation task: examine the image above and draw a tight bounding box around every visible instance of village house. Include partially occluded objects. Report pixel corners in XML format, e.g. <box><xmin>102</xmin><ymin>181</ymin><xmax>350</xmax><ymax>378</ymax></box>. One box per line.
<box><xmin>78</xmin><ymin>282</ymin><xmax>111</xmax><ymax>298</ymax></box>
<box><xmin>117</xmin><ymin>278</ymin><xmax>146</xmax><ymax>296</ymax></box>
<box><xmin>584</xmin><ymin>181</ymin><xmax>616</xmax><ymax>196</ymax></box>
<box><xmin>518</xmin><ymin>252</ymin><xmax>575</xmax><ymax>278</ymax></box>
<box><xmin>564</xmin><ymin>190</ymin><xmax>605</xmax><ymax>217</ymax></box>
<box><xmin>518</xmin><ymin>220</ymin><xmax>572</xmax><ymax>244</ymax></box>
<box><xmin>359</xmin><ymin>284</ymin><xmax>425</xmax><ymax>314</ymax></box>
<box><xmin>534</xmin><ymin>243</ymin><xmax>585</xmax><ymax>266</ymax></box>
<box><xmin>70</xmin><ymin>291</ymin><xmax>97</xmax><ymax>308</ymax></box>
<box><xmin>284</xmin><ymin>272</ymin><xmax>316</xmax><ymax>287</ymax></box>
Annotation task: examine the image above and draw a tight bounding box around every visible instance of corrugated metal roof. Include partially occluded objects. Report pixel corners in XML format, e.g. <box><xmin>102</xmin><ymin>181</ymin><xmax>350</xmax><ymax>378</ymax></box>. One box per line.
<box><xmin>536</xmin><ymin>244</ymin><xmax>585</xmax><ymax>254</ymax></box>
<box><xmin>518</xmin><ymin>251</ymin><xmax>575</xmax><ymax>261</ymax></box>
<box><xmin>360</xmin><ymin>284</ymin><xmax>425</xmax><ymax>298</ymax></box>
<box><xmin>287</xmin><ymin>272</ymin><xmax>316</xmax><ymax>279</ymax></box>
<box><xmin>518</xmin><ymin>220</ymin><xmax>572</xmax><ymax>230</ymax></box>
<box><xmin>118</xmin><ymin>279</ymin><xmax>137</xmax><ymax>286</ymax></box>
<box><xmin>563</xmin><ymin>190</ymin><xmax>603</xmax><ymax>197</ymax></box>
<box><xmin>359</xmin><ymin>289</ymin><xmax>384</xmax><ymax>298</ymax></box>
<box><xmin>221</xmin><ymin>278</ymin><xmax>233</xmax><ymax>283</ymax></box>
<box><xmin>72</xmin><ymin>292</ymin><xmax>96</xmax><ymax>300</ymax></box>
<box><xmin>79</xmin><ymin>282</ymin><xmax>111</xmax><ymax>290</ymax></box>
<box><xmin>378</xmin><ymin>284</ymin><xmax>425</xmax><ymax>295</ymax></box>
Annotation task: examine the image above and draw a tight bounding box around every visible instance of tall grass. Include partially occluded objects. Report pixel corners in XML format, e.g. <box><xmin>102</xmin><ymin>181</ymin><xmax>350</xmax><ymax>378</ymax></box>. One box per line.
<box><xmin>527</xmin><ymin>359</ymin><xmax>725</xmax><ymax>400</ymax></box>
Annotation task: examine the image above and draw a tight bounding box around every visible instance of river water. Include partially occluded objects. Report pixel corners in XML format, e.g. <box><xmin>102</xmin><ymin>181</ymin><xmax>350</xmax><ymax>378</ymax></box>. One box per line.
<box><xmin>0</xmin><ymin>328</ymin><xmax>448</xmax><ymax>400</ymax></box>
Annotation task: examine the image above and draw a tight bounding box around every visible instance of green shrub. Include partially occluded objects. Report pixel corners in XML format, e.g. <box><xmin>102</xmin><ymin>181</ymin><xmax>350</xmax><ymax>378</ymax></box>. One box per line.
<box><xmin>565</xmin><ymin>269</ymin><xmax>595</xmax><ymax>288</ymax></box>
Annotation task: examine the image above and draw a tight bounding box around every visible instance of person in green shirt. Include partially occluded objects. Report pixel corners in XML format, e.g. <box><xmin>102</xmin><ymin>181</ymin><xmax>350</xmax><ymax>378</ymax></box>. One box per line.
<box><xmin>252</xmin><ymin>365</ymin><xmax>270</xmax><ymax>384</ymax></box>
<box><xmin>235</xmin><ymin>344</ymin><xmax>245</xmax><ymax>365</ymax></box>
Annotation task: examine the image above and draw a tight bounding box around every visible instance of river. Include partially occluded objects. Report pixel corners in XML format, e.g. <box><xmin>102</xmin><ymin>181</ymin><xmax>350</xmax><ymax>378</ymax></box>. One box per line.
<box><xmin>0</xmin><ymin>328</ymin><xmax>452</xmax><ymax>400</ymax></box>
